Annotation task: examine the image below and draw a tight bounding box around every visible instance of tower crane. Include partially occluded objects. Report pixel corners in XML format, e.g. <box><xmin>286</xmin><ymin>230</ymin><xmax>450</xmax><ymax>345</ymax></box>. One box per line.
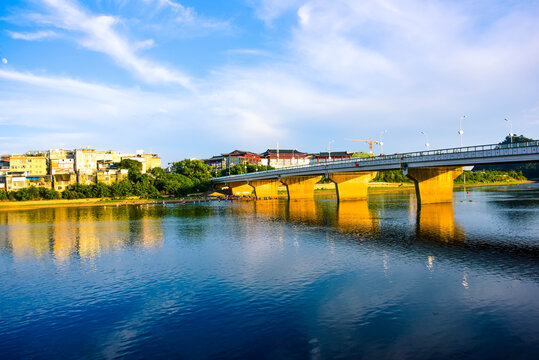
<box><xmin>344</xmin><ymin>137</ymin><xmax>379</xmax><ymax>155</ymax></box>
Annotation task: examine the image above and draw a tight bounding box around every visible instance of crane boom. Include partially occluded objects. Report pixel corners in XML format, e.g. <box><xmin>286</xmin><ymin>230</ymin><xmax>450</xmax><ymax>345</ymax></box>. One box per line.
<box><xmin>344</xmin><ymin>137</ymin><xmax>379</xmax><ymax>154</ymax></box>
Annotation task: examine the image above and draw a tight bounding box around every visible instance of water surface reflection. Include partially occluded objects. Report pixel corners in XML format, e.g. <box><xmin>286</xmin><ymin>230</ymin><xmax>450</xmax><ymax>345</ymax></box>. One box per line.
<box><xmin>0</xmin><ymin>186</ymin><xmax>538</xmax><ymax>359</ymax></box>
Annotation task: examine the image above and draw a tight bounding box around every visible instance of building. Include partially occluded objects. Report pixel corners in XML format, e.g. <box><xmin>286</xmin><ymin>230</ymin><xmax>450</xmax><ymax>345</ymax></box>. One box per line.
<box><xmin>77</xmin><ymin>173</ymin><xmax>97</xmax><ymax>186</ymax></box>
<box><xmin>260</xmin><ymin>149</ymin><xmax>310</xmax><ymax>168</ymax></box>
<box><xmin>74</xmin><ymin>148</ymin><xmax>97</xmax><ymax>175</ymax></box>
<box><xmin>49</xmin><ymin>149</ymin><xmax>75</xmax><ymax>174</ymax></box>
<box><xmin>204</xmin><ymin>150</ymin><xmax>263</xmax><ymax>171</ymax></box>
<box><xmin>97</xmin><ymin>169</ymin><xmax>129</xmax><ymax>185</ymax></box>
<box><xmin>311</xmin><ymin>151</ymin><xmax>354</xmax><ymax>164</ymax></box>
<box><xmin>95</xmin><ymin>150</ymin><xmax>123</xmax><ymax>163</ymax></box>
<box><xmin>203</xmin><ymin>155</ymin><xmax>227</xmax><ymax>171</ymax></box>
<box><xmin>1</xmin><ymin>171</ymin><xmax>52</xmax><ymax>192</ymax></box>
<box><xmin>9</xmin><ymin>154</ymin><xmax>48</xmax><ymax>176</ymax></box>
<box><xmin>121</xmin><ymin>152</ymin><xmax>161</xmax><ymax>174</ymax></box>
<box><xmin>53</xmin><ymin>174</ymin><xmax>77</xmax><ymax>191</ymax></box>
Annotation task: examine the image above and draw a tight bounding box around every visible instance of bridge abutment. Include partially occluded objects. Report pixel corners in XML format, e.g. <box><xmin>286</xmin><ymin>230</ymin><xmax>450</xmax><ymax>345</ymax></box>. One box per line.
<box><xmin>407</xmin><ymin>167</ymin><xmax>463</xmax><ymax>205</ymax></box>
<box><xmin>281</xmin><ymin>175</ymin><xmax>323</xmax><ymax>199</ymax></box>
<box><xmin>249</xmin><ymin>179</ymin><xmax>280</xmax><ymax>199</ymax></box>
<box><xmin>328</xmin><ymin>171</ymin><xmax>377</xmax><ymax>201</ymax></box>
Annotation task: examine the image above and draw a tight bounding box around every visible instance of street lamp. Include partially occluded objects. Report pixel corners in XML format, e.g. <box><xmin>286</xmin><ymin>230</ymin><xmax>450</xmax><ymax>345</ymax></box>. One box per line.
<box><xmin>420</xmin><ymin>131</ymin><xmax>430</xmax><ymax>150</ymax></box>
<box><xmin>505</xmin><ymin>118</ymin><xmax>513</xmax><ymax>144</ymax></box>
<box><xmin>380</xmin><ymin>130</ymin><xmax>387</xmax><ymax>155</ymax></box>
<box><xmin>459</xmin><ymin>115</ymin><xmax>466</xmax><ymax>147</ymax></box>
<box><xmin>328</xmin><ymin>140</ymin><xmax>335</xmax><ymax>161</ymax></box>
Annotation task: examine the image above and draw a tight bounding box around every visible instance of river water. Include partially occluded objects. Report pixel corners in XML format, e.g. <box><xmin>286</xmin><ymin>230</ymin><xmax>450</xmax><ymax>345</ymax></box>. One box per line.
<box><xmin>0</xmin><ymin>184</ymin><xmax>538</xmax><ymax>359</ymax></box>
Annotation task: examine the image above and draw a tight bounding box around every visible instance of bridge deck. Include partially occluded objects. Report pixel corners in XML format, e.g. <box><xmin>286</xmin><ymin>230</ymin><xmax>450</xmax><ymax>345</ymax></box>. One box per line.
<box><xmin>212</xmin><ymin>141</ymin><xmax>539</xmax><ymax>184</ymax></box>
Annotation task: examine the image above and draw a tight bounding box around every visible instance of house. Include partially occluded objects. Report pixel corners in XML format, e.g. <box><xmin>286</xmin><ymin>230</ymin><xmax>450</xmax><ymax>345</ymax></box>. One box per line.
<box><xmin>260</xmin><ymin>149</ymin><xmax>310</xmax><ymax>168</ymax></box>
<box><xmin>53</xmin><ymin>174</ymin><xmax>77</xmax><ymax>191</ymax></box>
<box><xmin>204</xmin><ymin>155</ymin><xmax>227</xmax><ymax>171</ymax></box>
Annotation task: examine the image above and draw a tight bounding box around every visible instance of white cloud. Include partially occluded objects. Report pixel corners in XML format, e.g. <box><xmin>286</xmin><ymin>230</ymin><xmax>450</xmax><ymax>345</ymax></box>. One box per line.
<box><xmin>35</xmin><ymin>0</ymin><xmax>193</xmax><ymax>88</ymax></box>
<box><xmin>6</xmin><ymin>30</ymin><xmax>58</xmax><ymax>41</ymax></box>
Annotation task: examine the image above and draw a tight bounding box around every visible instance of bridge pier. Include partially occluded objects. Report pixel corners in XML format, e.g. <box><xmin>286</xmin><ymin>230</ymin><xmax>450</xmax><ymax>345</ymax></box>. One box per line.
<box><xmin>280</xmin><ymin>175</ymin><xmax>322</xmax><ymax>199</ymax></box>
<box><xmin>328</xmin><ymin>171</ymin><xmax>377</xmax><ymax>201</ymax></box>
<box><xmin>228</xmin><ymin>181</ymin><xmax>253</xmax><ymax>196</ymax></box>
<box><xmin>249</xmin><ymin>179</ymin><xmax>280</xmax><ymax>199</ymax></box>
<box><xmin>407</xmin><ymin>167</ymin><xmax>463</xmax><ymax>205</ymax></box>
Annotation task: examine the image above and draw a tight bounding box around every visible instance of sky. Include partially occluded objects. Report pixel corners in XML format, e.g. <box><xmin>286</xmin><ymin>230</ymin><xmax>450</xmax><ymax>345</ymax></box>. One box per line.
<box><xmin>1</xmin><ymin>0</ymin><xmax>538</xmax><ymax>164</ymax></box>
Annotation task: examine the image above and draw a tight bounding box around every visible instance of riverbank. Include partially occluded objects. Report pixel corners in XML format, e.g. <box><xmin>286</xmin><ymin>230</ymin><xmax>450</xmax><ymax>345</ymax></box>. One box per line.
<box><xmin>0</xmin><ymin>197</ymin><xmax>215</xmax><ymax>211</ymax></box>
<box><xmin>1</xmin><ymin>180</ymin><xmax>533</xmax><ymax>210</ymax></box>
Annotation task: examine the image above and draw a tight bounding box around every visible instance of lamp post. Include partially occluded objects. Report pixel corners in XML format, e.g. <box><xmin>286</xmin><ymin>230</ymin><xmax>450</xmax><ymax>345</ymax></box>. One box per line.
<box><xmin>505</xmin><ymin>118</ymin><xmax>513</xmax><ymax>144</ymax></box>
<box><xmin>328</xmin><ymin>140</ymin><xmax>334</xmax><ymax>162</ymax></box>
<box><xmin>380</xmin><ymin>130</ymin><xmax>387</xmax><ymax>155</ymax></box>
<box><xmin>420</xmin><ymin>131</ymin><xmax>430</xmax><ymax>150</ymax></box>
<box><xmin>459</xmin><ymin>115</ymin><xmax>466</xmax><ymax>147</ymax></box>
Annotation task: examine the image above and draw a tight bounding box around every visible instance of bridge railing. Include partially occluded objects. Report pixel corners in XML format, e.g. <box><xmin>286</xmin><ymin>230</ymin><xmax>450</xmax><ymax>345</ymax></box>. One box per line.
<box><xmin>213</xmin><ymin>140</ymin><xmax>539</xmax><ymax>181</ymax></box>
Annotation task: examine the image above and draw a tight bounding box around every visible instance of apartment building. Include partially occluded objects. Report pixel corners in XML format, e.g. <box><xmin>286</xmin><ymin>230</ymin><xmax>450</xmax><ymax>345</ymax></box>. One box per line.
<box><xmin>74</xmin><ymin>148</ymin><xmax>97</xmax><ymax>175</ymax></box>
<box><xmin>9</xmin><ymin>154</ymin><xmax>48</xmax><ymax>176</ymax></box>
<box><xmin>49</xmin><ymin>149</ymin><xmax>75</xmax><ymax>174</ymax></box>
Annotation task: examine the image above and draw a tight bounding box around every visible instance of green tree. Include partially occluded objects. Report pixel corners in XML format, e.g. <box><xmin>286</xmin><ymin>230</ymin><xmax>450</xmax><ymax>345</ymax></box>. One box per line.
<box><xmin>172</xmin><ymin>159</ymin><xmax>212</xmax><ymax>191</ymax></box>
<box><xmin>118</xmin><ymin>158</ymin><xmax>143</xmax><ymax>173</ymax></box>
<box><xmin>500</xmin><ymin>134</ymin><xmax>533</xmax><ymax>145</ymax></box>
<box><xmin>352</xmin><ymin>152</ymin><xmax>373</xmax><ymax>158</ymax></box>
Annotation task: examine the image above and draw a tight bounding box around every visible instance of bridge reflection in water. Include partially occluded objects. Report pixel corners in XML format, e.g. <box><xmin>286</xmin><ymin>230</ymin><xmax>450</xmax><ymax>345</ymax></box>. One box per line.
<box><xmin>249</xmin><ymin>199</ymin><xmax>462</xmax><ymax>242</ymax></box>
<box><xmin>415</xmin><ymin>203</ymin><xmax>465</xmax><ymax>242</ymax></box>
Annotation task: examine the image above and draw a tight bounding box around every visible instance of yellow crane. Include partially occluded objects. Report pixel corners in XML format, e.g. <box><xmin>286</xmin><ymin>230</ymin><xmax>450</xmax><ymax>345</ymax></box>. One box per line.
<box><xmin>344</xmin><ymin>137</ymin><xmax>379</xmax><ymax>155</ymax></box>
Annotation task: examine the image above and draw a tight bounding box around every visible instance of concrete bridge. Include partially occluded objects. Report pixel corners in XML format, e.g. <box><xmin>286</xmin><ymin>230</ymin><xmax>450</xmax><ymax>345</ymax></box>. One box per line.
<box><xmin>212</xmin><ymin>141</ymin><xmax>539</xmax><ymax>205</ymax></box>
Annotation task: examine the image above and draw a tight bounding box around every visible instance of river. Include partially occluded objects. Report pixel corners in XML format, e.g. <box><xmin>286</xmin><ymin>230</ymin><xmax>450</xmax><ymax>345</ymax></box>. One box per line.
<box><xmin>1</xmin><ymin>184</ymin><xmax>538</xmax><ymax>359</ymax></box>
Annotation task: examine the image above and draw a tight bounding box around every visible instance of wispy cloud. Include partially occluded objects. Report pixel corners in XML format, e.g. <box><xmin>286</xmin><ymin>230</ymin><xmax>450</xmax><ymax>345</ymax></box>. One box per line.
<box><xmin>6</xmin><ymin>30</ymin><xmax>58</xmax><ymax>41</ymax></box>
<box><xmin>28</xmin><ymin>0</ymin><xmax>194</xmax><ymax>88</ymax></box>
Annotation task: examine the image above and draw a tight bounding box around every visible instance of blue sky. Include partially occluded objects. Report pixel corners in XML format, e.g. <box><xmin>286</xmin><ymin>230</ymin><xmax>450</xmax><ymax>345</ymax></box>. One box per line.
<box><xmin>1</xmin><ymin>0</ymin><xmax>538</xmax><ymax>164</ymax></box>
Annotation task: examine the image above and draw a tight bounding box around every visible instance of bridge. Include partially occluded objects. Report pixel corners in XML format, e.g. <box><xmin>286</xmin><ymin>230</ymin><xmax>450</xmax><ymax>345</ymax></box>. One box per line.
<box><xmin>212</xmin><ymin>141</ymin><xmax>539</xmax><ymax>205</ymax></box>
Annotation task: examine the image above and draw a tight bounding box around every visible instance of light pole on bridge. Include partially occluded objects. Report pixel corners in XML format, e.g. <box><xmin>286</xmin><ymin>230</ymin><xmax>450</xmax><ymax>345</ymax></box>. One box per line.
<box><xmin>420</xmin><ymin>131</ymin><xmax>430</xmax><ymax>150</ymax></box>
<box><xmin>459</xmin><ymin>115</ymin><xmax>466</xmax><ymax>147</ymax></box>
<box><xmin>505</xmin><ymin>118</ymin><xmax>513</xmax><ymax>144</ymax></box>
<box><xmin>328</xmin><ymin>140</ymin><xmax>334</xmax><ymax>162</ymax></box>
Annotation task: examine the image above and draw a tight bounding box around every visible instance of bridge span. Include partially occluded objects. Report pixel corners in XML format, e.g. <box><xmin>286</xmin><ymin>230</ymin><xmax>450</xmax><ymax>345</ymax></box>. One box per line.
<box><xmin>212</xmin><ymin>141</ymin><xmax>539</xmax><ymax>205</ymax></box>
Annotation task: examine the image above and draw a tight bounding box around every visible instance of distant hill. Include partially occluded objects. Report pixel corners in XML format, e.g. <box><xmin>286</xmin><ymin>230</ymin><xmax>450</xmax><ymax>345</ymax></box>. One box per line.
<box><xmin>474</xmin><ymin>135</ymin><xmax>538</xmax><ymax>179</ymax></box>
